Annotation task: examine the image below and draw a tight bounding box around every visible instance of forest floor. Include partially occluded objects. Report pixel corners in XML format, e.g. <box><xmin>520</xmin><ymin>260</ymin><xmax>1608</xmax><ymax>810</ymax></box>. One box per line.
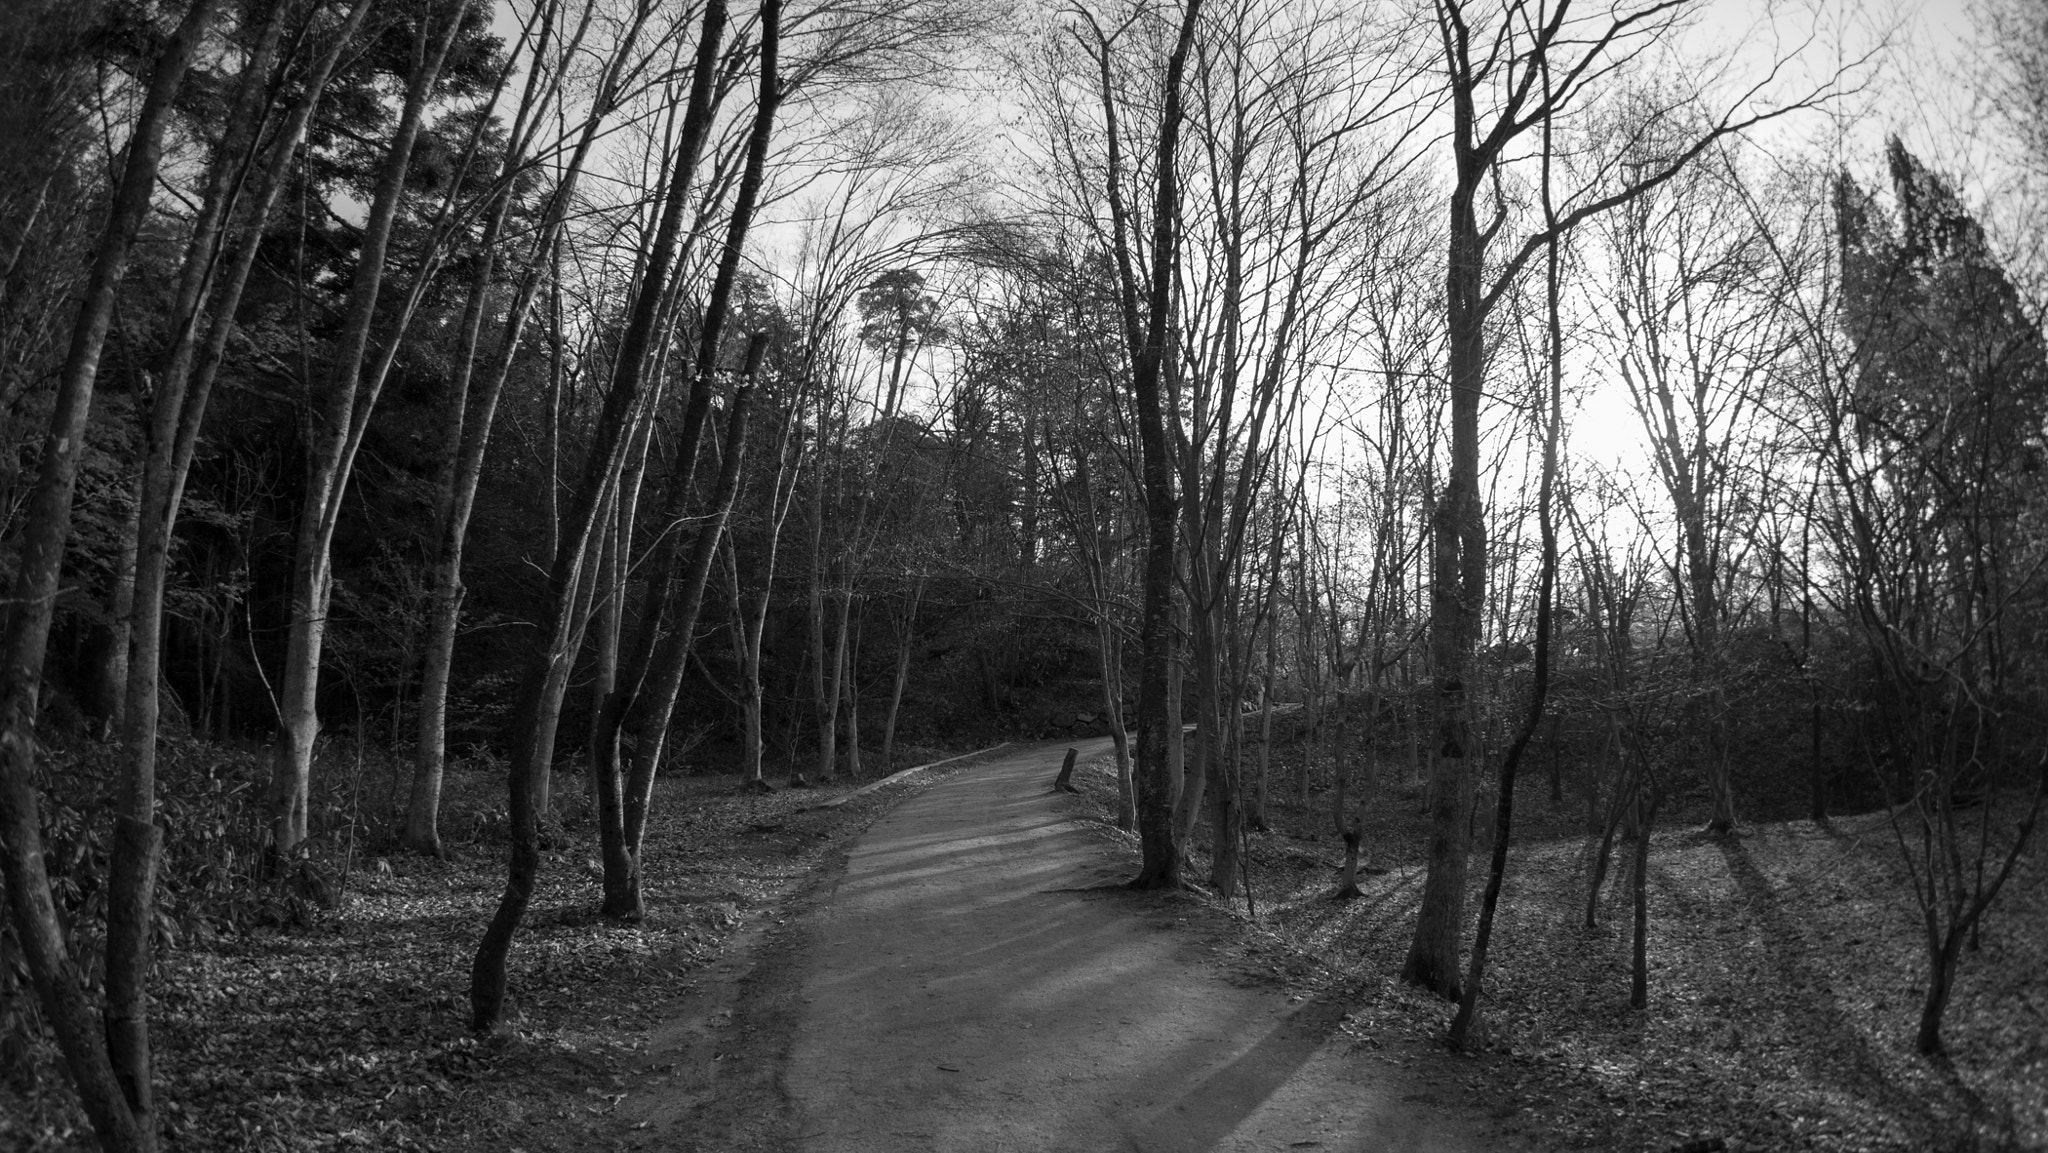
<box><xmin>1057</xmin><ymin>736</ymin><xmax>2048</xmax><ymax>1153</ymax></box>
<box><xmin>4</xmin><ymin>732</ymin><xmax>2041</xmax><ymax>1151</ymax></box>
<box><xmin>2</xmin><ymin>740</ymin><xmax>1001</xmax><ymax>1152</ymax></box>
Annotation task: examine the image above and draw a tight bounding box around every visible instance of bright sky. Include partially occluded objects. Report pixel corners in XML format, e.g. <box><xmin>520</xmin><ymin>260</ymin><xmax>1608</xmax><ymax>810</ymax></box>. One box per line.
<box><xmin>471</xmin><ymin>0</ymin><xmax>2020</xmax><ymax>554</ymax></box>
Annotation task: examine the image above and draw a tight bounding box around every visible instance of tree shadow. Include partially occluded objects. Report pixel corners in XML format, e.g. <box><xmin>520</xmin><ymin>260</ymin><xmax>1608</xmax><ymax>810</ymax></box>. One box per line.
<box><xmin>1714</xmin><ymin>835</ymin><xmax>1958</xmax><ymax>1144</ymax></box>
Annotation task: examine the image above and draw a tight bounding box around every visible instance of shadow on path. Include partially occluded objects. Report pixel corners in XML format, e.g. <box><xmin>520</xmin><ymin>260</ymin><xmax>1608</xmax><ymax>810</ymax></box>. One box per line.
<box><xmin>781</xmin><ymin>739</ymin><xmax>1516</xmax><ymax>1153</ymax></box>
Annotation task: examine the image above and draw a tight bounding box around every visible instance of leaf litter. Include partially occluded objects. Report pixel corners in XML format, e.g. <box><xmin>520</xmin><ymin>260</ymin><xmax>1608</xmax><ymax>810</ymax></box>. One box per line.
<box><xmin>1</xmin><ymin>751</ymin><xmax>982</xmax><ymax>1153</ymax></box>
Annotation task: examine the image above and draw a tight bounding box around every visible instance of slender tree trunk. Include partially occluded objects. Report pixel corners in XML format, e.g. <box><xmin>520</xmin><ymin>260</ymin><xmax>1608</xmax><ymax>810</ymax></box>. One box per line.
<box><xmin>1176</xmin><ymin>601</ymin><xmax>1218</xmax><ymax>846</ymax></box>
<box><xmin>589</xmin><ymin>479</ymin><xmax>637</xmax><ymax>903</ymax></box>
<box><xmin>1915</xmin><ymin>928</ymin><xmax>1961</xmax><ymax>1055</ymax></box>
<box><xmin>607</xmin><ymin>23</ymin><xmax>781</xmax><ymax>894</ymax></box>
<box><xmin>879</xmin><ymin>576</ymin><xmax>922</xmax><ymax>771</ymax></box>
<box><xmin>269</xmin><ymin>0</ymin><xmax>465</xmax><ymax>856</ymax></box>
<box><xmin>0</xmin><ymin>4</ymin><xmax>218</xmax><ymax>1148</ymax></box>
<box><xmin>1587</xmin><ymin>736</ymin><xmax>1636</xmax><ymax>929</ymax></box>
<box><xmin>804</xmin><ymin>426</ymin><xmax>834</xmax><ymax>786</ymax></box>
<box><xmin>615</xmin><ymin>366</ymin><xmax>760</xmax><ymax>914</ymax></box>
<box><xmin>106</xmin><ymin>4</ymin><xmax>297</xmax><ymax>1125</ymax></box>
<box><xmin>473</xmin><ymin>0</ymin><xmax>733</xmax><ymax>1032</ymax></box>
<box><xmin>1630</xmin><ymin>786</ymin><xmax>1661</xmax><ymax>1010</ymax></box>
<box><xmin>1102</xmin><ymin>625</ymin><xmax>1136</xmax><ymax>830</ymax></box>
<box><xmin>93</xmin><ymin>473</ymin><xmax>142</xmax><ymax>736</ymax></box>
<box><xmin>1206</xmin><ymin>702</ymin><xmax>1241</xmax><ymax>896</ymax></box>
<box><xmin>727</xmin><ymin>541</ymin><xmax>772</xmax><ymax>789</ymax></box>
<box><xmin>1252</xmin><ymin>543</ymin><xmax>1281</xmax><ymax>832</ymax></box>
<box><xmin>1803</xmin><ymin>489</ymin><xmax>1824</xmax><ymax>822</ymax></box>
<box><xmin>1546</xmin><ymin>710</ymin><xmax>1562</xmax><ymax>804</ymax></box>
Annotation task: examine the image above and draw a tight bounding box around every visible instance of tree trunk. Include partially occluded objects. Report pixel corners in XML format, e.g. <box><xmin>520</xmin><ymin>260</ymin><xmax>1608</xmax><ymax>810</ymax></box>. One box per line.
<box><xmin>616</xmin><ymin>366</ymin><xmax>760</xmax><ymax>915</ymax></box>
<box><xmin>590</xmin><ymin>482</ymin><xmax>637</xmax><ymax>910</ymax></box>
<box><xmin>0</xmin><ymin>4</ymin><xmax>218</xmax><ymax>1148</ymax></box>
<box><xmin>1165</xmin><ymin>641</ymin><xmax>1185</xmax><ymax>807</ymax></box>
<box><xmin>93</xmin><ymin>473</ymin><xmax>141</xmax><ymax>736</ymax></box>
<box><xmin>1449</xmin><ymin>179</ymin><xmax>1565</xmax><ymax>1049</ymax></box>
<box><xmin>473</xmin><ymin>0</ymin><xmax>733</xmax><ymax>1032</ymax></box>
<box><xmin>1099</xmin><ymin>620</ymin><xmax>1136</xmax><ymax>830</ymax></box>
<box><xmin>1175</xmin><ymin>605</ymin><xmax>1218</xmax><ymax>847</ymax></box>
<box><xmin>879</xmin><ymin>576</ymin><xmax>923</xmax><ymax>771</ymax></box>
<box><xmin>803</xmin><ymin>444</ymin><xmax>830</xmax><ymax>787</ymax></box>
<box><xmin>839</xmin><ymin>603</ymin><xmax>864</xmax><ymax>780</ymax></box>
<box><xmin>410</xmin><ymin>14</ymin><xmax>623</xmax><ymax>851</ymax></box>
<box><xmin>106</xmin><ymin>2</ymin><xmax>295</xmax><ymax>1124</ymax></box>
<box><xmin>820</xmin><ymin>584</ymin><xmax>851</xmax><ymax>780</ymax></box>
<box><xmin>269</xmin><ymin>0</ymin><xmax>465</xmax><ymax>856</ymax></box>
<box><xmin>606</xmin><ymin>17</ymin><xmax>784</xmax><ymax>887</ymax></box>
<box><xmin>1403</xmin><ymin>110</ymin><xmax>1487</xmax><ymax>1003</ymax></box>
<box><xmin>1126</xmin><ymin>0</ymin><xmax>1202</xmax><ymax>890</ymax></box>
<box><xmin>1630</xmin><ymin>786</ymin><xmax>1661</xmax><ymax>1010</ymax></box>
<box><xmin>1546</xmin><ymin>711</ymin><xmax>1563</xmax><ymax>804</ymax></box>
<box><xmin>1252</xmin><ymin>562</ymin><xmax>1280</xmax><ymax>832</ymax></box>
<box><xmin>1587</xmin><ymin>751</ymin><xmax>1634</xmax><ymax>930</ymax></box>
<box><xmin>726</xmin><ymin>540</ymin><xmax>772</xmax><ymax>789</ymax></box>
<box><xmin>1206</xmin><ymin>728</ymin><xmax>1241</xmax><ymax>896</ymax></box>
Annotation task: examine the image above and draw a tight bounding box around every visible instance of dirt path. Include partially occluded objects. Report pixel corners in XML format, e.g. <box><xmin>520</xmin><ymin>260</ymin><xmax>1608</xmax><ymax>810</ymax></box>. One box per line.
<box><xmin>772</xmin><ymin>738</ymin><xmax>1517</xmax><ymax>1153</ymax></box>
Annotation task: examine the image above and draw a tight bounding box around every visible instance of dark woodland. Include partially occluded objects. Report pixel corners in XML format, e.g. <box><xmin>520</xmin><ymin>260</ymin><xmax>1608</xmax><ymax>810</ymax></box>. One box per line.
<box><xmin>1</xmin><ymin>0</ymin><xmax>2044</xmax><ymax>1149</ymax></box>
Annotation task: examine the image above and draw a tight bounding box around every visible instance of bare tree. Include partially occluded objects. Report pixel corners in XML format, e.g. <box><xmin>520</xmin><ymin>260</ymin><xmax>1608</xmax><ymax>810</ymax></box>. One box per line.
<box><xmin>266</xmin><ymin>0</ymin><xmax>474</xmax><ymax>856</ymax></box>
<box><xmin>1404</xmin><ymin>0</ymin><xmax>1863</xmax><ymax>999</ymax></box>
<box><xmin>1807</xmin><ymin>142</ymin><xmax>2046</xmax><ymax>1055</ymax></box>
<box><xmin>1065</xmin><ymin>0</ymin><xmax>1206</xmax><ymax>888</ymax></box>
<box><xmin>406</xmin><ymin>0</ymin><xmax>669</xmax><ymax>855</ymax></box>
<box><xmin>1587</xmin><ymin>128</ymin><xmax>1789</xmax><ymax>835</ymax></box>
<box><xmin>0</xmin><ymin>5</ymin><xmax>221</xmax><ymax>1146</ymax></box>
<box><xmin>472</xmin><ymin>0</ymin><xmax>737</xmax><ymax>1032</ymax></box>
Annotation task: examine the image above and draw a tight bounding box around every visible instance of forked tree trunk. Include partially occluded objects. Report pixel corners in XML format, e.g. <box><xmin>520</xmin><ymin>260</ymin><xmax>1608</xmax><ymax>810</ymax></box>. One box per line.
<box><xmin>593</xmin><ymin>6</ymin><xmax>785</xmax><ymax>911</ymax></box>
<box><xmin>1449</xmin><ymin>179</ymin><xmax>1565</xmax><ymax>1048</ymax></box>
<box><xmin>0</xmin><ymin>4</ymin><xmax>218</xmax><ymax>1148</ymax></box>
<box><xmin>725</xmin><ymin>542</ymin><xmax>772</xmax><ymax>789</ymax></box>
<box><xmin>411</xmin><ymin>0</ymin><xmax>631</xmax><ymax>852</ymax></box>
<box><xmin>606</xmin><ymin>9</ymin><xmax>780</xmax><ymax>913</ymax></box>
<box><xmin>1587</xmin><ymin>749</ymin><xmax>1636</xmax><ymax>930</ymax></box>
<box><xmin>269</xmin><ymin>0</ymin><xmax>465</xmax><ymax>856</ymax></box>
<box><xmin>107</xmin><ymin>2</ymin><xmax>295</xmax><ymax>1123</ymax></box>
<box><xmin>614</xmin><ymin>370</ymin><xmax>759</xmax><ymax>915</ymax></box>
<box><xmin>473</xmin><ymin>0</ymin><xmax>733</xmax><ymax>1033</ymax></box>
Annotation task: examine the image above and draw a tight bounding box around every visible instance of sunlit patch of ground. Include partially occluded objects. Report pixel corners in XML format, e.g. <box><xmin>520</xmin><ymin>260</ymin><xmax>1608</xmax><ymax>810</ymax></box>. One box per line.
<box><xmin>1062</xmin><ymin>743</ymin><xmax>2045</xmax><ymax>1153</ymax></box>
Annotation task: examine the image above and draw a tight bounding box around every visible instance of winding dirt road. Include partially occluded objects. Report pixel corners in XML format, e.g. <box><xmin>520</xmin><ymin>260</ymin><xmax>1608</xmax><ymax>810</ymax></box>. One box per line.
<box><xmin>776</xmin><ymin>738</ymin><xmax>1514</xmax><ymax>1153</ymax></box>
